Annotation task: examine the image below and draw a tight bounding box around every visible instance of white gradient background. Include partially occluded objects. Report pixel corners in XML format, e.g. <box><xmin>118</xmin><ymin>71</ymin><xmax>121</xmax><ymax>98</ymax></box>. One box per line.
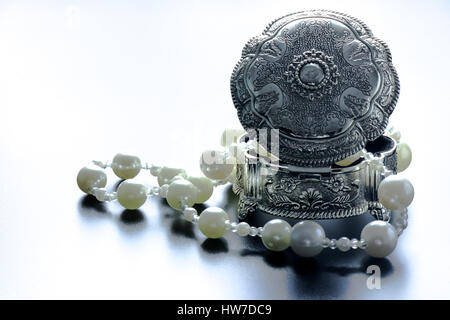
<box><xmin>0</xmin><ymin>0</ymin><xmax>450</xmax><ymax>299</ymax></box>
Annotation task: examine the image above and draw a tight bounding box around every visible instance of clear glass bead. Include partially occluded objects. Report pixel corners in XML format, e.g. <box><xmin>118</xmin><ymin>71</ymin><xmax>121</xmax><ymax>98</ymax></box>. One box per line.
<box><xmin>257</xmin><ymin>227</ymin><xmax>263</xmax><ymax>237</ymax></box>
<box><xmin>337</xmin><ymin>237</ymin><xmax>351</xmax><ymax>252</ymax></box>
<box><xmin>93</xmin><ymin>188</ymin><xmax>107</xmax><ymax>202</ymax></box>
<box><xmin>322</xmin><ymin>238</ymin><xmax>331</xmax><ymax>248</ymax></box>
<box><xmin>191</xmin><ymin>215</ymin><xmax>200</xmax><ymax>224</ymax></box>
<box><xmin>230</xmin><ymin>222</ymin><xmax>238</xmax><ymax>232</ymax></box>
<box><xmin>329</xmin><ymin>239</ymin><xmax>337</xmax><ymax>250</ymax></box>
<box><xmin>249</xmin><ymin>226</ymin><xmax>258</xmax><ymax>237</ymax></box>
<box><xmin>351</xmin><ymin>238</ymin><xmax>359</xmax><ymax>249</ymax></box>
<box><xmin>151</xmin><ymin>186</ymin><xmax>160</xmax><ymax>196</ymax></box>
<box><xmin>358</xmin><ymin>239</ymin><xmax>367</xmax><ymax>249</ymax></box>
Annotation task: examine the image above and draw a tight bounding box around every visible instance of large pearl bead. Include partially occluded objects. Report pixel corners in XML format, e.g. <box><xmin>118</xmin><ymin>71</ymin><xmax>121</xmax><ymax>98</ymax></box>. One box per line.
<box><xmin>200</xmin><ymin>149</ymin><xmax>234</xmax><ymax>180</ymax></box>
<box><xmin>166</xmin><ymin>179</ymin><xmax>198</xmax><ymax>210</ymax></box>
<box><xmin>157</xmin><ymin>167</ymin><xmax>187</xmax><ymax>186</ymax></box>
<box><xmin>378</xmin><ymin>175</ymin><xmax>414</xmax><ymax>211</ymax></box>
<box><xmin>361</xmin><ymin>221</ymin><xmax>398</xmax><ymax>258</ymax></box>
<box><xmin>187</xmin><ymin>176</ymin><xmax>213</xmax><ymax>203</ymax></box>
<box><xmin>117</xmin><ymin>179</ymin><xmax>147</xmax><ymax>210</ymax></box>
<box><xmin>261</xmin><ymin>219</ymin><xmax>292</xmax><ymax>251</ymax></box>
<box><xmin>396</xmin><ymin>142</ymin><xmax>412</xmax><ymax>173</ymax></box>
<box><xmin>198</xmin><ymin>207</ymin><xmax>229</xmax><ymax>239</ymax></box>
<box><xmin>221</xmin><ymin>128</ymin><xmax>246</xmax><ymax>147</ymax></box>
<box><xmin>111</xmin><ymin>153</ymin><xmax>141</xmax><ymax>179</ymax></box>
<box><xmin>77</xmin><ymin>165</ymin><xmax>107</xmax><ymax>194</ymax></box>
<box><xmin>290</xmin><ymin>221</ymin><xmax>325</xmax><ymax>257</ymax></box>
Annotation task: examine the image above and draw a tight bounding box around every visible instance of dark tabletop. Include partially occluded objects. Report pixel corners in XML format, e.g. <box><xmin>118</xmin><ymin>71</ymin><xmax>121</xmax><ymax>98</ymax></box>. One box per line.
<box><xmin>1</xmin><ymin>0</ymin><xmax>450</xmax><ymax>299</ymax></box>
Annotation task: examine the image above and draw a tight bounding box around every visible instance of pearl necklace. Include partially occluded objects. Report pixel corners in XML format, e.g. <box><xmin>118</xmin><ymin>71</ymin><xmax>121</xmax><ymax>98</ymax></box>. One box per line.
<box><xmin>76</xmin><ymin>127</ymin><xmax>413</xmax><ymax>259</ymax></box>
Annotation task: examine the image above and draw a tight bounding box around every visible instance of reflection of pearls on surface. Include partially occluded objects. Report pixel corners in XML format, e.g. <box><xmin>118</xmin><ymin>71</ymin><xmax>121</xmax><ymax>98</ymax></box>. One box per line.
<box><xmin>378</xmin><ymin>175</ymin><xmax>414</xmax><ymax>211</ymax></box>
<box><xmin>361</xmin><ymin>221</ymin><xmax>398</xmax><ymax>258</ymax></box>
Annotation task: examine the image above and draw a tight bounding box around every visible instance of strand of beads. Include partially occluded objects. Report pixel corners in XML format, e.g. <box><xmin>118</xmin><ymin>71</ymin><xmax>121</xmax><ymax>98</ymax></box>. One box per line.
<box><xmin>76</xmin><ymin>127</ymin><xmax>413</xmax><ymax>259</ymax></box>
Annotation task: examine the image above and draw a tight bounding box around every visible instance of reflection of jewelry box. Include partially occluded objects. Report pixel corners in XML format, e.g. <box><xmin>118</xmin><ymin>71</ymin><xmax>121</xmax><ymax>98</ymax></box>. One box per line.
<box><xmin>230</xmin><ymin>10</ymin><xmax>400</xmax><ymax>220</ymax></box>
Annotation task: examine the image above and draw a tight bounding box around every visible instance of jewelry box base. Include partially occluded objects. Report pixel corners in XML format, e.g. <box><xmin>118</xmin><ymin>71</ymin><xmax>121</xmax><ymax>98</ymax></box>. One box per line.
<box><xmin>233</xmin><ymin>135</ymin><xmax>397</xmax><ymax>220</ymax></box>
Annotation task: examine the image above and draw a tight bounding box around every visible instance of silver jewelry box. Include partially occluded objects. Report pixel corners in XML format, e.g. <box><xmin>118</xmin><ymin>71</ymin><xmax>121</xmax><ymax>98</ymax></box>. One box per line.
<box><xmin>230</xmin><ymin>10</ymin><xmax>399</xmax><ymax>220</ymax></box>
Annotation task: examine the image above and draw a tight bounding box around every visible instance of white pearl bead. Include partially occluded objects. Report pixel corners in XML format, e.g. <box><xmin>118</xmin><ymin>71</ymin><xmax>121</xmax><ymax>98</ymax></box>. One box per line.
<box><xmin>159</xmin><ymin>184</ymin><xmax>169</xmax><ymax>198</ymax></box>
<box><xmin>290</xmin><ymin>221</ymin><xmax>325</xmax><ymax>257</ymax></box>
<box><xmin>198</xmin><ymin>207</ymin><xmax>229</xmax><ymax>239</ymax></box>
<box><xmin>187</xmin><ymin>176</ymin><xmax>214</xmax><ymax>203</ymax></box>
<box><xmin>396</xmin><ymin>142</ymin><xmax>412</xmax><ymax>173</ymax></box>
<box><xmin>378</xmin><ymin>175</ymin><xmax>414</xmax><ymax>211</ymax></box>
<box><xmin>236</xmin><ymin>222</ymin><xmax>250</xmax><ymax>236</ymax></box>
<box><xmin>386</xmin><ymin>126</ymin><xmax>401</xmax><ymax>143</ymax></box>
<box><xmin>182</xmin><ymin>207</ymin><xmax>197</xmax><ymax>222</ymax></box>
<box><xmin>157</xmin><ymin>167</ymin><xmax>187</xmax><ymax>186</ymax></box>
<box><xmin>111</xmin><ymin>153</ymin><xmax>141</xmax><ymax>179</ymax></box>
<box><xmin>220</xmin><ymin>128</ymin><xmax>246</xmax><ymax>147</ymax></box>
<box><xmin>336</xmin><ymin>151</ymin><xmax>362</xmax><ymax>167</ymax></box>
<box><xmin>361</xmin><ymin>221</ymin><xmax>398</xmax><ymax>258</ymax></box>
<box><xmin>337</xmin><ymin>237</ymin><xmax>351</xmax><ymax>252</ymax></box>
<box><xmin>166</xmin><ymin>179</ymin><xmax>198</xmax><ymax>210</ymax></box>
<box><xmin>200</xmin><ymin>149</ymin><xmax>235</xmax><ymax>180</ymax></box>
<box><xmin>77</xmin><ymin>165</ymin><xmax>107</xmax><ymax>194</ymax></box>
<box><xmin>117</xmin><ymin>179</ymin><xmax>147</xmax><ymax>210</ymax></box>
<box><xmin>261</xmin><ymin>219</ymin><xmax>292</xmax><ymax>251</ymax></box>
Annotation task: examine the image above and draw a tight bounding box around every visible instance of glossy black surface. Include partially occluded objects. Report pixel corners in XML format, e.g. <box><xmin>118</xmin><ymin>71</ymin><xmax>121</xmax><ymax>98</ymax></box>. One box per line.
<box><xmin>1</xmin><ymin>0</ymin><xmax>450</xmax><ymax>299</ymax></box>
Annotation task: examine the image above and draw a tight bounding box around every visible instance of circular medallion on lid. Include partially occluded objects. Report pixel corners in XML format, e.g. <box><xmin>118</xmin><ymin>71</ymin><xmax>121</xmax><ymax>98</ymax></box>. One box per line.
<box><xmin>231</xmin><ymin>10</ymin><xmax>399</xmax><ymax>167</ymax></box>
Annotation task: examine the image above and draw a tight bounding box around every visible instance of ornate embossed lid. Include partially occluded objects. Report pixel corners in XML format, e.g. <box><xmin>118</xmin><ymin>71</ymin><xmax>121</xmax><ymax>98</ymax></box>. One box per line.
<box><xmin>231</xmin><ymin>10</ymin><xmax>399</xmax><ymax>167</ymax></box>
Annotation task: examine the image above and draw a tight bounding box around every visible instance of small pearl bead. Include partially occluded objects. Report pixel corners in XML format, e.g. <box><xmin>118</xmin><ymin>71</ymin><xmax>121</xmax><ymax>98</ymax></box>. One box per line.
<box><xmin>290</xmin><ymin>221</ymin><xmax>325</xmax><ymax>257</ymax></box>
<box><xmin>361</xmin><ymin>221</ymin><xmax>398</xmax><ymax>258</ymax></box>
<box><xmin>157</xmin><ymin>167</ymin><xmax>187</xmax><ymax>187</ymax></box>
<box><xmin>159</xmin><ymin>184</ymin><xmax>169</xmax><ymax>198</ymax></box>
<box><xmin>378</xmin><ymin>175</ymin><xmax>414</xmax><ymax>211</ymax></box>
<box><xmin>198</xmin><ymin>207</ymin><xmax>229</xmax><ymax>239</ymax></box>
<box><xmin>336</xmin><ymin>151</ymin><xmax>362</xmax><ymax>167</ymax></box>
<box><xmin>220</xmin><ymin>128</ymin><xmax>246</xmax><ymax>147</ymax></box>
<box><xmin>261</xmin><ymin>219</ymin><xmax>292</xmax><ymax>252</ymax></box>
<box><xmin>77</xmin><ymin>165</ymin><xmax>107</xmax><ymax>194</ymax></box>
<box><xmin>236</xmin><ymin>222</ymin><xmax>250</xmax><ymax>237</ymax></box>
<box><xmin>396</xmin><ymin>142</ymin><xmax>412</xmax><ymax>173</ymax></box>
<box><xmin>117</xmin><ymin>179</ymin><xmax>147</xmax><ymax>210</ymax></box>
<box><xmin>351</xmin><ymin>238</ymin><xmax>359</xmax><ymax>249</ymax></box>
<box><xmin>183</xmin><ymin>207</ymin><xmax>197</xmax><ymax>222</ymax></box>
<box><xmin>337</xmin><ymin>237</ymin><xmax>351</xmax><ymax>252</ymax></box>
<box><xmin>199</xmin><ymin>149</ymin><xmax>235</xmax><ymax>180</ymax></box>
<box><xmin>166</xmin><ymin>179</ymin><xmax>198</xmax><ymax>210</ymax></box>
<box><xmin>187</xmin><ymin>176</ymin><xmax>214</xmax><ymax>203</ymax></box>
<box><xmin>111</xmin><ymin>153</ymin><xmax>141</xmax><ymax>179</ymax></box>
